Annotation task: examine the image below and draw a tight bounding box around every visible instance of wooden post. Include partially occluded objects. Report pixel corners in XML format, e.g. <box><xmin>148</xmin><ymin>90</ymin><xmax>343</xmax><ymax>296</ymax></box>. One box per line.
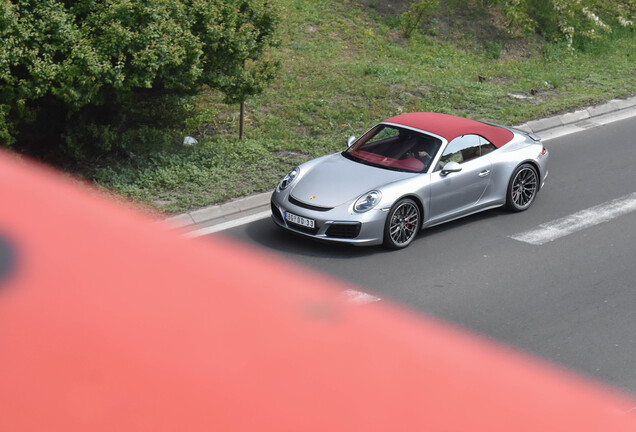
<box><xmin>239</xmin><ymin>99</ymin><xmax>245</xmax><ymax>140</ymax></box>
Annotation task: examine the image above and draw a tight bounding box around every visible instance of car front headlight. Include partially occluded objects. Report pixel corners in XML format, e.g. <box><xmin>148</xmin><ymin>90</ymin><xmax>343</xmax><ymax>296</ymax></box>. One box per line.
<box><xmin>354</xmin><ymin>190</ymin><xmax>382</xmax><ymax>213</ymax></box>
<box><xmin>279</xmin><ymin>167</ymin><xmax>299</xmax><ymax>190</ymax></box>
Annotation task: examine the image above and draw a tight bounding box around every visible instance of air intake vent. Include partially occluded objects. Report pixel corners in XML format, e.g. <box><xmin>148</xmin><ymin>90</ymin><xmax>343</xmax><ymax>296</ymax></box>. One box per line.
<box><xmin>326</xmin><ymin>223</ymin><xmax>361</xmax><ymax>239</ymax></box>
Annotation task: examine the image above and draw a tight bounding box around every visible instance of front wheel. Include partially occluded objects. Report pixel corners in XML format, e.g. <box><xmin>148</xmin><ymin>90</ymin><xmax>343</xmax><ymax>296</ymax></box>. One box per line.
<box><xmin>383</xmin><ymin>198</ymin><xmax>420</xmax><ymax>249</ymax></box>
<box><xmin>506</xmin><ymin>163</ymin><xmax>538</xmax><ymax>212</ymax></box>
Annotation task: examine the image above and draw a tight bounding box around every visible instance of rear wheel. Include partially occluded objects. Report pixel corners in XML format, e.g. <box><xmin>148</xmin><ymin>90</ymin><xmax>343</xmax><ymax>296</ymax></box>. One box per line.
<box><xmin>506</xmin><ymin>163</ymin><xmax>538</xmax><ymax>212</ymax></box>
<box><xmin>383</xmin><ymin>198</ymin><xmax>420</xmax><ymax>249</ymax></box>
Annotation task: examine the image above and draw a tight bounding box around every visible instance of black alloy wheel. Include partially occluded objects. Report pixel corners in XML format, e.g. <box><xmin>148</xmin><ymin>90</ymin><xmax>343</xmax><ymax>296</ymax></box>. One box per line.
<box><xmin>384</xmin><ymin>198</ymin><xmax>420</xmax><ymax>249</ymax></box>
<box><xmin>506</xmin><ymin>163</ymin><xmax>538</xmax><ymax>211</ymax></box>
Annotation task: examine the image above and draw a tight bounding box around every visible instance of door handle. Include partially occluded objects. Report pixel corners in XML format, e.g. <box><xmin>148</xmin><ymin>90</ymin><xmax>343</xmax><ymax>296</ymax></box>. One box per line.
<box><xmin>478</xmin><ymin>170</ymin><xmax>491</xmax><ymax>177</ymax></box>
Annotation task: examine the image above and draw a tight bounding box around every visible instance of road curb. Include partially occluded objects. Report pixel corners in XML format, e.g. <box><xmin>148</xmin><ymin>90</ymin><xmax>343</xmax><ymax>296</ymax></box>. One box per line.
<box><xmin>514</xmin><ymin>96</ymin><xmax>636</xmax><ymax>134</ymax></box>
<box><xmin>168</xmin><ymin>96</ymin><xmax>636</xmax><ymax>229</ymax></box>
<box><xmin>165</xmin><ymin>192</ymin><xmax>271</xmax><ymax>228</ymax></box>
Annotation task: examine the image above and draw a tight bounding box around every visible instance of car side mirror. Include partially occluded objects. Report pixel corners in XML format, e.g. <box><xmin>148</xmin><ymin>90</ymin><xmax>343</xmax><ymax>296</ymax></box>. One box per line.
<box><xmin>347</xmin><ymin>136</ymin><xmax>356</xmax><ymax>147</ymax></box>
<box><xmin>440</xmin><ymin>161</ymin><xmax>462</xmax><ymax>176</ymax></box>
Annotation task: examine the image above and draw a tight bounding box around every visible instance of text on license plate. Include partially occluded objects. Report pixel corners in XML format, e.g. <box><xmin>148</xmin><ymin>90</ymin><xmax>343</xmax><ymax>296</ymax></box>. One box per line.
<box><xmin>285</xmin><ymin>211</ymin><xmax>315</xmax><ymax>229</ymax></box>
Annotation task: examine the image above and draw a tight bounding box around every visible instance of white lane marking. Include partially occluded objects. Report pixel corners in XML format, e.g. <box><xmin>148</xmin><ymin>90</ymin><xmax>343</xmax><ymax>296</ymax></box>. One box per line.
<box><xmin>341</xmin><ymin>288</ymin><xmax>382</xmax><ymax>304</ymax></box>
<box><xmin>510</xmin><ymin>192</ymin><xmax>636</xmax><ymax>245</ymax></box>
<box><xmin>183</xmin><ymin>210</ymin><xmax>271</xmax><ymax>238</ymax></box>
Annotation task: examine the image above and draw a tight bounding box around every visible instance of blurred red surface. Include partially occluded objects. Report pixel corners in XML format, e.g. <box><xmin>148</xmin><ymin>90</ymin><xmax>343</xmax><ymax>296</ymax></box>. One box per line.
<box><xmin>1</xmin><ymin>150</ymin><xmax>634</xmax><ymax>431</ymax></box>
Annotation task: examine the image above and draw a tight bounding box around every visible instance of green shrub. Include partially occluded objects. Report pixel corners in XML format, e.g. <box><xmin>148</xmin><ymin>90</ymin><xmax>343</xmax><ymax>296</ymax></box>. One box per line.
<box><xmin>500</xmin><ymin>0</ymin><xmax>635</xmax><ymax>50</ymax></box>
<box><xmin>485</xmin><ymin>41</ymin><xmax>504</xmax><ymax>59</ymax></box>
<box><xmin>0</xmin><ymin>0</ymin><xmax>279</xmax><ymax>158</ymax></box>
<box><xmin>400</xmin><ymin>0</ymin><xmax>439</xmax><ymax>39</ymax></box>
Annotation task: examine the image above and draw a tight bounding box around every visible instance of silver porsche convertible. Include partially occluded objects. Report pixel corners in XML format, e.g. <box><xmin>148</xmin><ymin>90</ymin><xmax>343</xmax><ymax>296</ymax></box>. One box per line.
<box><xmin>271</xmin><ymin>112</ymin><xmax>548</xmax><ymax>249</ymax></box>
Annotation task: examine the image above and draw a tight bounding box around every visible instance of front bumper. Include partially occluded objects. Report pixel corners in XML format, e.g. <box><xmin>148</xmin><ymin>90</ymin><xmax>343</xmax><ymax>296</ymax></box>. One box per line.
<box><xmin>270</xmin><ymin>190</ymin><xmax>386</xmax><ymax>246</ymax></box>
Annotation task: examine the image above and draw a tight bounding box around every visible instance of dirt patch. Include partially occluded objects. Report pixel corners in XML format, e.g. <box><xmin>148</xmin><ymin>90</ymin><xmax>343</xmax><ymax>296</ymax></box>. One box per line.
<box><xmin>507</xmin><ymin>88</ymin><xmax>559</xmax><ymax>104</ymax></box>
<box><xmin>357</xmin><ymin>0</ymin><xmax>411</xmax><ymax>17</ymax></box>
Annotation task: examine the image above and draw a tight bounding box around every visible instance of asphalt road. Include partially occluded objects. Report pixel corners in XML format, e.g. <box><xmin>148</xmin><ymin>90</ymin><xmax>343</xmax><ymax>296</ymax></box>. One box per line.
<box><xmin>212</xmin><ymin>117</ymin><xmax>636</xmax><ymax>393</ymax></box>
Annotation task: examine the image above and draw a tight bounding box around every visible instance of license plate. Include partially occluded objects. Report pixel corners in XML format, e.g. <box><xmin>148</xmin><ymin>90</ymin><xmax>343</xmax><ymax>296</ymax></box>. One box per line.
<box><xmin>285</xmin><ymin>211</ymin><xmax>315</xmax><ymax>229</ymax></box>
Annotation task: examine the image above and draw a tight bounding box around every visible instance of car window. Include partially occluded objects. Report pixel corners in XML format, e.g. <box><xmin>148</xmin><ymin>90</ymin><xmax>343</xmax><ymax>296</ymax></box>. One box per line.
<box><xmin>437</xmin><ymin>134</ymin><xmax>494</xmax><ymax>170</ymax></box>
<box><xmin>366</xmin><ymin>126</ymin><xmax>400</xmax><ymax>145</ymax></box>
<box><xmin>344</xmin><ymin>125</ymin><xmax>442</xmax><ymax>173</ymax></box>
<box><xmin>481</xmin><ymin>138</ymin><xmax>496</xmax><ymax>155</ymax></box>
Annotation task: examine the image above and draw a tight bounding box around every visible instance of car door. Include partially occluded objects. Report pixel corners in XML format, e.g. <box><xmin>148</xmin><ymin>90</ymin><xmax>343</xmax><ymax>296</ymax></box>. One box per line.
<box><xmin>428</xmin><ymin>135</ymin><xmax>492</xmax><ymax>223</ymax></box>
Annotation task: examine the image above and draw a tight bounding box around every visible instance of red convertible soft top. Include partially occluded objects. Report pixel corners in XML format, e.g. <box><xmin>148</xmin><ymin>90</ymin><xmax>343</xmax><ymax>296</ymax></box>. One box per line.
<box><xmin>384</xmin><ymin>112</ymin><xmax>514</xmax><ymax>148</ymax></box>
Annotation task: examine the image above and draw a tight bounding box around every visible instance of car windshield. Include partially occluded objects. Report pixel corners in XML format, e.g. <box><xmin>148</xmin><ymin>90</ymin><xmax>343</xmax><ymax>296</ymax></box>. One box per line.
<box><xmin>343</xmin><ymin>124</ymin><xmax>442</xmax><ymax>173</ymax></box>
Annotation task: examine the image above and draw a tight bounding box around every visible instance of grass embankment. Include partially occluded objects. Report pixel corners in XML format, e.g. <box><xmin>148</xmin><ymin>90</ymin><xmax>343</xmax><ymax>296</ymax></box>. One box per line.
<box><xmin>94</xmin><ymin>0</ymin><xmax>636</xmax><ymax>214</ymax></box>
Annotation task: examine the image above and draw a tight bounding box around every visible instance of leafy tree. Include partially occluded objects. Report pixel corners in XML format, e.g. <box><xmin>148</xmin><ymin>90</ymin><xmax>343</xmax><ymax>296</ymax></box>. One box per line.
<box><xmin>0</xmin><ymin>0</ymin><xmax>279</xmax><ymax>156</ymax></box>
<box><xmin>191</xmin><ymin>0</ymin><xmax>279</xmax><ymax>139</ymax></box>
<box><xmin>0</xmin><ymin>0</ymin><xmax>105</xmax><ymax>148</ymax></box>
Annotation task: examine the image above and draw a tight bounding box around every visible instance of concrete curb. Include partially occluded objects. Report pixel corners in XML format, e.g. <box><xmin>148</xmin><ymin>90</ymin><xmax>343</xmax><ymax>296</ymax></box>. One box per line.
<box><xmin>165</xmin><ymin>192</ymin><xmax>271</xmax><ymax>228</ymax></box>
<box><xmin>167</xmin><ymin>96</ymin><xmax>636</xmax><ymax>229</ymax></box>
<box><xmin>514</xmin><ymin>96</ymin><xmax>636</xmax><ymax>134</ymax></box>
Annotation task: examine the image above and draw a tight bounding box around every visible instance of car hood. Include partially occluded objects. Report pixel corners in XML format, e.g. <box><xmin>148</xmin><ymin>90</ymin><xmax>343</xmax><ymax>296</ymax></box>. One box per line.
<box><xmin>290</xmin><ymin>153</ymin><xmax>414</xmax><ymax>208</ymax></box>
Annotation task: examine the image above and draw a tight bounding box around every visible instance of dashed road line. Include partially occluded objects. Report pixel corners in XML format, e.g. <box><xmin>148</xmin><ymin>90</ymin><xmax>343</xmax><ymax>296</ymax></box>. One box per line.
<box><xmin>341</xmin><ymin>288</ymin><xmax>382</xmax><ymax>304</ymax></box>
<box><xmin>510</xmin><ymin>192</ymin><xmax>636</xmax><ymax>245</ymax></box>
